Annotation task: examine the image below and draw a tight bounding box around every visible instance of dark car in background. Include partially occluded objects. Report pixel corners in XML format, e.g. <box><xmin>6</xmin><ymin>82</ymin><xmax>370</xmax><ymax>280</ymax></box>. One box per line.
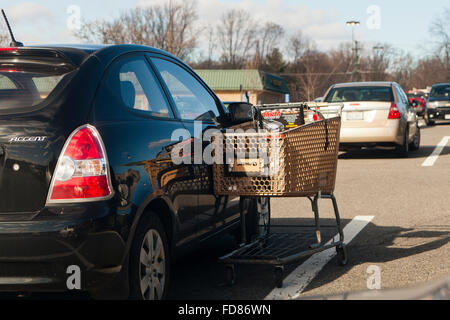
<box><xmin>0</xmin><ymin>44</ymin><xmax>263</xmax><ymax>300</ymax></box>
<box><xmin>424</xmin><ymin>83</ymin><xmax>450</xmax><ymax>125</ymax></box>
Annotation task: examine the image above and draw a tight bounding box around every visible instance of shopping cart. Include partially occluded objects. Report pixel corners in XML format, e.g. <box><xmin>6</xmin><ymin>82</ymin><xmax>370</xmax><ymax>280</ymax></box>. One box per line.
<box><xmin>213</xmin><ymin>102</ymin><xmax>346</xmax><ymax>288</ymax></box>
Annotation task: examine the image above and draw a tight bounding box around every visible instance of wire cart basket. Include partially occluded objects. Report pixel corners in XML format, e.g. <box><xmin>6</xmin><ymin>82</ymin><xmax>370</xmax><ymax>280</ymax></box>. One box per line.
<box><xmin>213</xmin><ymin>102</ymin><xmax>346</xmax><ymax>288</ymax></box>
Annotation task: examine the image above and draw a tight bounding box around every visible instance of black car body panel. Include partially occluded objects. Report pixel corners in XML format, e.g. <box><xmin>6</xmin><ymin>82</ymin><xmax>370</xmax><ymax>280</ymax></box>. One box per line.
<box><xmin>0</xmin><ymin>44</ymin><xmax>241</xmax><ymax>295</ymax></box>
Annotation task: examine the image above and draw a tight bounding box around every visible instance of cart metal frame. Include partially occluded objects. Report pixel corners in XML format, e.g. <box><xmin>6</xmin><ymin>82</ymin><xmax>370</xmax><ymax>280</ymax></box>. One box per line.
<box><xmin>219</xmin><ymin>192</ymin><xmax>347</xmax><ymax>287</ymax></box>
<box><xmin>217</xmin><ymin>102</ymin><xmax>347</xmax><ymax>288</ymax></box>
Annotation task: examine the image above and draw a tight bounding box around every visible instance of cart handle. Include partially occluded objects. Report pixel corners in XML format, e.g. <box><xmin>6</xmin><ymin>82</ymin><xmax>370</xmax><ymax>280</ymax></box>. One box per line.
<box><xmin>304</xmin><ymin>105</ymin><xmax>329</xmax><ymax>151</ymax></box>
<box><xmin>253</xmin><ymin>104</ymin><xmax>330</xmax><ymax>151</ymax></box>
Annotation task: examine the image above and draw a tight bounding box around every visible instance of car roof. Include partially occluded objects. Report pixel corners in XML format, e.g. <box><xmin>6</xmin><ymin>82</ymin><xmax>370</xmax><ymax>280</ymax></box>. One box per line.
<box><xmin>431</xmin><ymin>83</ymin><xmax>450</xmax><ymax>87</ymax></box>
<box><xmin>30</xmin><ymin>44</ymin><xmax>107</xmax><ymax>53</ymax></box>
<box><xmin>26</xmin><ymin>44</ymin><xmax>180</xmax><ymax>67</ymax></box>
<box><xmin>331</xmin><ymin>81</ymin><xmax>395</xmax><ymax>88</ymax></box>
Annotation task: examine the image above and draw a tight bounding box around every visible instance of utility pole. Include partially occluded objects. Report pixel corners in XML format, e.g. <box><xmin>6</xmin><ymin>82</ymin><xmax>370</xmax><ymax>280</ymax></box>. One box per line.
<box><xmin>346</xmin><ymin>21</ymin><xmax>361</xmax><ymax>81</ymax></box>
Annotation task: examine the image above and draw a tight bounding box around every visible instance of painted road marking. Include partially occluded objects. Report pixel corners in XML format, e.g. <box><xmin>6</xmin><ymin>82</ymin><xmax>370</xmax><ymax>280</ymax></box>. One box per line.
<box><xmin>422</xmin><ymin>136</ymin><xmax>450</xmax><ymax>167</ymax></box>
<box><xmin>265</xmin><ymin>215</ymin><xmax>374</xmax><ymax>300</ymax></box>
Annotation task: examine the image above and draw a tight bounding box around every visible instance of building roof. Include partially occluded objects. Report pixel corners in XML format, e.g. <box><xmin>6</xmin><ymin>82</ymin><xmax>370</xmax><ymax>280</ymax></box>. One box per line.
<box><xmin>196</xmin><ymin>69</ymin><xmax>290</xmax><ymax>94</ymax></box>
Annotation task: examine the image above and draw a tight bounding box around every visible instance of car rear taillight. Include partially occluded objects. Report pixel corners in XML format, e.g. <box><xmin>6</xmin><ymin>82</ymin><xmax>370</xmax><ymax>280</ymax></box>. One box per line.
<box><xmin>0</xmin><ymin>47</ymin><xmax>17</xmax><ymax>52</ymax></box>
<box><xmin>46</xmin><ymin>125</ymin><xmax>113</xmax><ymax>204</ymax></box>
<box><xmin>388</xmin><ymin>103</ymin><xmax>400</xmax><ymax>119</ymax></box>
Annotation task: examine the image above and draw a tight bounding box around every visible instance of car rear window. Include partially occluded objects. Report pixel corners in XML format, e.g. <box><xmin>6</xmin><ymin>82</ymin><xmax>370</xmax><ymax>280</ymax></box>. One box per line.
<box><xmin>430</xmin><ymin>85</ymin><xmax>450</xmax><ymax>98</ymax></box>
<box><xmin>0</xmin><ymin>71</ymin><xmax>70</xmax><ymax>111</ymax></box>
<box><xmin>407</xmin><ymin>93</ymin><xmax>424</xmax><ymax>98</ymax></box>
<box><xmin>324</xmin><ymin>86</ymin><xmax>394</xmax><ymax>103</ymax></box>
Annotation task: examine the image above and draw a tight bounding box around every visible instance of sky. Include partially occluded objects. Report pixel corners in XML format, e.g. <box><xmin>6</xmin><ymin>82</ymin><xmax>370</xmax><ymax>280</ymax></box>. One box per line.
<box><xmin>0</xmin><ymin>0</ymin><xmax>447</xmax><ymax>60</ymax></box>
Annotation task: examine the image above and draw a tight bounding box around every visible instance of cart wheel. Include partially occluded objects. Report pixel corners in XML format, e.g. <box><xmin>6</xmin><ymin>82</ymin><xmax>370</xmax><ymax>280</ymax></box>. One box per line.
<box><xmin>336</xmin><ymin>245</ymin><xmax>348</xmax><ymax>266</ymax></box>
<box><xmin>274</xmin><ymin>266</ymin><xmax>284</xmax><ymax>288</ymax></box>
<box><xmin>225</xmin><ymin>265</ymin><xmax>236</xmax><ymax>286</ymax></box>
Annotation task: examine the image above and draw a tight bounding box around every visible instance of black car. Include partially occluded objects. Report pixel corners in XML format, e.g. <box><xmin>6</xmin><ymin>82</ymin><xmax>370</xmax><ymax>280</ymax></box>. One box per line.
<box><xmin>0</xmin><ymin>44</ymin><xmax>263</xmax><ymax>299</ymax></box>
<box><xmin>424</xmin><ymin>83</ymin><xmax>450</xmax><ymax>125</ymax></box>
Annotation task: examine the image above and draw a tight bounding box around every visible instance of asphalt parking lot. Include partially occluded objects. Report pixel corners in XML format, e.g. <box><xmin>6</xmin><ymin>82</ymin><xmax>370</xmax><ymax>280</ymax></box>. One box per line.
<box><xmin>3</xmin><ymin>120</ymin><xmax>449</xmax><ymax>300</ymax></box>
<box><xmin>167</xmin><ymin>120</ymin><xmax>450</xmax><ymax>300</ymax></box>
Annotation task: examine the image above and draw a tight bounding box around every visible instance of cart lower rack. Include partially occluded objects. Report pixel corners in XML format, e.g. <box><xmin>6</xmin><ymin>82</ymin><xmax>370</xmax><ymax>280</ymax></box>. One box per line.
<box><xmin>213</xmin><ymin>103</ymin><xmax>347</xmax><ymax>288</ymax></box>
<box><xmin>219</xmin><ymin>193</ymin><xmax>347</xmax><ymax>288</ymax></box>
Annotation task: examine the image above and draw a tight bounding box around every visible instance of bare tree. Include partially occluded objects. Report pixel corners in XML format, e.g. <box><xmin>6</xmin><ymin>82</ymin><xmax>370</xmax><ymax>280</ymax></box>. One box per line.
<box><xmin>151</xmin><ymin>0</ymin><xmax>198</xmax><ymax>59</ymax></box>
<box><xmin>75</xmin><ymin>0</ymin><xmax>198</xmax><ymax>60</ymax></box>
<box><xmin>388</xmin><ymin>49</ymin><xmax>415</xmax><ymax>88</ymax></box>
<box><xmin>429</xmin><ymin>7</ymin><xmax>450</xmax><ymax>74</ymax></box>
<box><xmin>287</xmin><ymin>31</ymin><xmax>314</xmax><ymax>62</ymax></box>
<box><xmin>254</xmin><ymin>22</ymin><xmax>284</xmax><ymax>66</ymax></box>
<box><xmin>205</xmin><ymin>24</ymin><xmax>217</xmax><ymax>66</ymax></box>
<box><xmin>77</xmin><ymin>8</ymin><xmax>149</xmax><ymax>44</ymax></box>
<box><xmin>217</xmin><ymin>9</ymin><xmax>257</xmax><ymax>68</ymax></box>
<box><xmin>0</xmin><ymin>34</ymin><xmax>8</xmax><ymax>47</ymax></box>
<box><xmin>358</xmin><ymin>43</ymin><xmax>393</xmax><ymax>81</ymax></box>
<box><xmin>0</xmin><ymin>25</ymin><xmax>9</xmax><ymax>47</ymax></box>
<box><xmin>409</xmin><ymin>56</ymin><xmax>447</xmax><ymax>89</ymax></box>
<box><xmin>284</xmin><ymin>36</ymin><xmax>323</xmax><ymax>100</ymax></box>
<box><xmin>284</xmin><ymin>41</ymin><xmax>350</xmax><ymax>101</ymax></box>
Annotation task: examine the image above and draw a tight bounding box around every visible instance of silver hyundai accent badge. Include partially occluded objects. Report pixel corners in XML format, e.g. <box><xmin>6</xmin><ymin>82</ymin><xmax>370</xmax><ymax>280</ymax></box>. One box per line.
<box><xmin>9</xmin><ymin>136</ymin><xmax>47</xmax><ymax>143</ymax></box>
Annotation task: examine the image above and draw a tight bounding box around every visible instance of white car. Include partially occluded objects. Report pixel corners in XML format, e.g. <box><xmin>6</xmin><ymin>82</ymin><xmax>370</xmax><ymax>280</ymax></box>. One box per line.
<box><xmin>322</xmin><ymin>82</ymin><xmax>421</xmax><ymax>155</ymax></box>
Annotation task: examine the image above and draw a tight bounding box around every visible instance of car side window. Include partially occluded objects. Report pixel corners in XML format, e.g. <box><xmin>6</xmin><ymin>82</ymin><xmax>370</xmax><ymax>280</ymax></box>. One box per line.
<box><xmin>150</xmin><ymin>57</ymin><xmax>221</xmax><ymax>121</ymax></box>
<box><xmin>0</xmin><ymin>75</ymin><xmax>17</xmax><ymax>89</ymax></box>
<box><xmin>400</xmin><ymin>88</ymin><xmax>411</xmax><ymax>109</ymax></box>
<box><xmin>104</xmin><ymin>55</ymin><xmax>173</xmax><ymax>118</ymax></box>
<box><xmin>395</xmin><ymin>86</ymin><xmax>409</xmax><ymax>111</ymax></box>
<box><xmin>396</xmin><ymin>86</ymin><xmax>407</xmax><ymax>105</ymax></box>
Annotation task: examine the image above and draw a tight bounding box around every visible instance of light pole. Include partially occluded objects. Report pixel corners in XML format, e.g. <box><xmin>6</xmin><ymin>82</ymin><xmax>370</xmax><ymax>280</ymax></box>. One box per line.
<box><xmin>346</xmin><ymin>20</ymin><xmax>360</xmax><ymax>81</ymax></box>
<box><xmin>346</xmin><ymin>20</ymin><xmax>360</xmax><ymax>43</ymax></box>
<box><xmin>373</xmin><ymin>45</ymin><xmax>384</xmax><ymax>56</ymax></box>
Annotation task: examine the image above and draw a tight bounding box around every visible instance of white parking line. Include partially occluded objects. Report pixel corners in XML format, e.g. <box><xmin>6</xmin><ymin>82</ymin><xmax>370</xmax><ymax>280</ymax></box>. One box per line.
<box><xmin>265</xmin><ymin>215</ymin><xmax>374</xmax><ymax>300</ymax></box>
<box><xmin>422</xmin><ymin>136</ymin><xmax>450</xmax><ymax>167</ymax></box>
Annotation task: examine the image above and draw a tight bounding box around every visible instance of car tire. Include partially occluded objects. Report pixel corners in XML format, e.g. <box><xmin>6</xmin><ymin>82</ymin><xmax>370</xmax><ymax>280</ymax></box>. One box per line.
<box><xmin>235</xmin><ymin>197</ymin><xmax>270</xmax><ymax>244</ymax></box>
<box><xmin>129</xmin><ymin>213</ymin><xmax>170</xmax><ymax>300</ymax></box>
<box><xmin>396</xmin><ymin>127</ymin><xmax>409</xmax><ymax>157</ymax></box>
<box><xmin>409</xmin><ymin>126</ymin><xmax>421</xmax><ymax>152</ymax></box>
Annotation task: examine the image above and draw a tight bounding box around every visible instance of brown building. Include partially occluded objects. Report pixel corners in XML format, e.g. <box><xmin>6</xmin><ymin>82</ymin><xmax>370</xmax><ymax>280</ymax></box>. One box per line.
<box><xmin>195</xmin><ymin>69</ymin><xmax>290</xmax><ymax>105</ymax></box>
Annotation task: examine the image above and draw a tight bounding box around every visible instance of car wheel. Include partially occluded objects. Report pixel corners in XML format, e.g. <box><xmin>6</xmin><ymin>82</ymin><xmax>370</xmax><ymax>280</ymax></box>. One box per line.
<box><xmin>409</xmin><ymin>126</ymin><xmax>421</xmax><ymax>151</ymax></box>
<box><xmin>235</xmin><ymin>197</ymin><xmax>271</xmax><ymax>243</ymax></box>
<box><xmin>256</xmin><ymin>197</ymin><xmax>270</xmax><ymax>239</ymax></box>
<box><xmin>396</xmin><ymin>127</ymin><xmax>409</xmax><ymax>157</ymax></box>
<box><xmin>130</xmin><ymin>213</ymin><xmax>170</xmax><ymax>300</ymax></box>
<box><xmin>424</xmin><ymin>111</ymin><xmax>435</xmax><ymax>126</ymax></box>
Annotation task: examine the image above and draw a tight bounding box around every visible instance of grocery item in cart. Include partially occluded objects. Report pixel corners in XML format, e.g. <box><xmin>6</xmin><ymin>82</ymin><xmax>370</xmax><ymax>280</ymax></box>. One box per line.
<box><xmin>260</xmin><ymin>107</ymin><xmax>305</xmax><ymax>130</ymax></box>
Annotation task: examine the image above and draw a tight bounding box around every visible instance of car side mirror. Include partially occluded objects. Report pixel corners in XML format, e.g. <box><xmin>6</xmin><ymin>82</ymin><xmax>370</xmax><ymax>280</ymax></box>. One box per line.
<box><xmin>228</xmin><ymin>102</ymin><xmax>254</xmax><ymax>124</ymax></box>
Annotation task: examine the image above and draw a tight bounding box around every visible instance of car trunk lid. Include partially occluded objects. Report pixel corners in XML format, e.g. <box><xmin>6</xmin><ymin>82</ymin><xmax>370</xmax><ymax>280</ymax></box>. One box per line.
<box><xmin>341</xmin><ymin>101</ymin><xmax>391</xmax><ymax>128</ymax></box>
<box><xmin>0</xmin><ymin>47</ymin><xmax>77</xmax><ymax>213</ymax></box>
<box><xmin>0</xmin><ymin>121</ymin><xmax>57</xmax><ymax>213</ymax></box>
